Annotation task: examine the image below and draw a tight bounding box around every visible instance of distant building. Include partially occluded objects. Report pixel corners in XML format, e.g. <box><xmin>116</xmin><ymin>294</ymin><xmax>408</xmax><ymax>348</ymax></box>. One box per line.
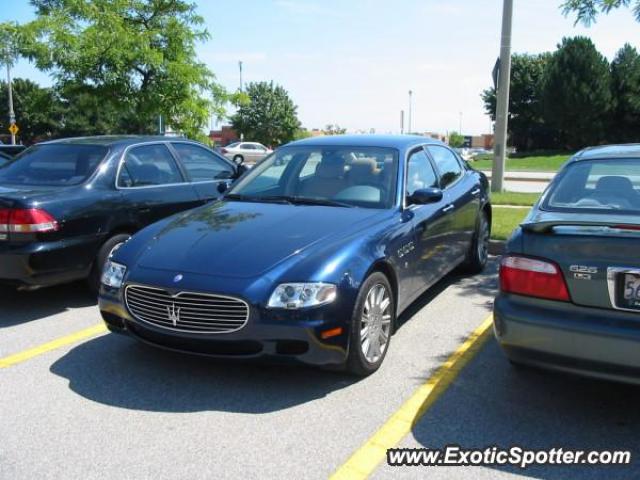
<box><xmin>209</xmin><ymin>126</ymin><xmax>239</xmax><ymax>146</ymax></box>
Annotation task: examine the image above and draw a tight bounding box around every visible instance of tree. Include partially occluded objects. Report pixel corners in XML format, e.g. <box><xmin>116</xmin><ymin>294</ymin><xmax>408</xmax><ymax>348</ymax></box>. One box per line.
<box><xmin>231</xmin><ymin>81</ymin><xmax>300</xmax><ymax>146</ymax></box>
<box><xmin>17</xmin><ymin>0</ymin><xmax>226</xmax><ymax>138</ymax></box>
<box><xmin>448</xmin><ymin>131</ymin><xmax>465</xmax><ymax>148</ymax></box>
<box><xmin>0</xmin><ymin>78</ymin><xmax>63</xmax><ymax>144</ymax></box>
<box><xmin>562</xmin><ymin>0</ymin><xmax>640</xmax><ymax>24</ymax></box>
<box><xmin>542</xmin><ymin>37</ymin><xmax>612</xmax><ymax>149</ymax></box>
<box><xmin>323</xmin><ymin>124</ymin><xmax>347</xmax><ymax>135</ymax></box>
<box><xmin>610</xmin><ymin>44</ymin><xmax>640</xmax><ymax>143</ymax></box>
<box><xmin>482</xmin><ymin>53</ymin><xmax>559</xmax><ymax>151</ymax></box>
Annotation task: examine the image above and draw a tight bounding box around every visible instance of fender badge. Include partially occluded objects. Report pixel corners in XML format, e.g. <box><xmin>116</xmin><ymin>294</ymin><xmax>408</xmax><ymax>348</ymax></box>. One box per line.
<box><xmin>173</xmin><ymin>274</ymin><xmax>183</xmax><ymax>283</ymax></box>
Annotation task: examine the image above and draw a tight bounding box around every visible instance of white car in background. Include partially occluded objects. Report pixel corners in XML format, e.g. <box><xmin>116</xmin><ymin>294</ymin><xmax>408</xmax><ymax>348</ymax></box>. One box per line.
<box><xmin>221</xmin><ymin>142</ymin><xmax>273</xmax><ymax>165</ymax></box>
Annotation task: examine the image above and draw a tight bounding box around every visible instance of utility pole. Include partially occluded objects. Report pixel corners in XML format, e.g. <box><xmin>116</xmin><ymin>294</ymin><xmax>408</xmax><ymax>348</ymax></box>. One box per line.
<box><xmin>238</xmin><ymin>60</ymin><xmax>244</xmax><ymax>141</ymax></box>
<box><xmin>492</xmin><ymin>0</ymin><xmax>513</xmax><ymax>193</ymax></box>
<box><xmin>400</xmin><ymin>110</ymin><xmax>404</xmax><ymax>134</ymax></box>
<box><xmin>408</xmin><ymin>90</ymin><xmax>413</xmax><ymax>135</ymax></box>
<box><xmin>6</xmin><ymin>63</ymin><xmax>15</xmax><ymax>145</ymax></box>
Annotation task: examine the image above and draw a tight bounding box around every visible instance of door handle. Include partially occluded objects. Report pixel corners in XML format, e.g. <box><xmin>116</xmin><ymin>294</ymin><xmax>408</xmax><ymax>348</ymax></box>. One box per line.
<box><xmin>442</xmin><ymin>204</ymin><xmax>455</xmax><ymax>213</ymax></box>
<box><xmin>471</xmin><ymin>188</ymin><xmax>481</xmax><ymax>195</ymax></box>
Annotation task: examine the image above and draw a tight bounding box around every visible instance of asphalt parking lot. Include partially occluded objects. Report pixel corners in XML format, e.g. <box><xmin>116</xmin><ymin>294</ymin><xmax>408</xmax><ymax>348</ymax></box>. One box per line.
<box><xmin>1</xmin><ymin>259</ymin><xmax>639</xmax><ymax>479</ymax></box>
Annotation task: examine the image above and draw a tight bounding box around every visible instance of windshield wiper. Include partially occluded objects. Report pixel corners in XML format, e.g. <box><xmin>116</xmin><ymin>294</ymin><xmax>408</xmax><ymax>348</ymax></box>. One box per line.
<box><xmin>265</xmin><ymin>195</ymin><xmax>354</xmax><ymax>208</ymax></box>
<box><xmin>223</xmin><ymin>193</ymin><xmax>292</xmax><ymax>204</ymax></box>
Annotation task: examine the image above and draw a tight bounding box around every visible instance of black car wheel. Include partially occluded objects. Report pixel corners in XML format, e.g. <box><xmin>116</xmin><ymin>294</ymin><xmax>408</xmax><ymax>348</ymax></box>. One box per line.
<box><xmin>461</xmin><ymin>210</ymin><xmax>489</xmax><ymax>274</ymax></box>
<box><xmin>346</xmin><ymin>272</ymin><xmax>395</xmax><ymax>376</ymax></box>
<box><xmin>88</xmin><ymin>233</ymin><xmax>131</xmax><ymax>294</ymax></box>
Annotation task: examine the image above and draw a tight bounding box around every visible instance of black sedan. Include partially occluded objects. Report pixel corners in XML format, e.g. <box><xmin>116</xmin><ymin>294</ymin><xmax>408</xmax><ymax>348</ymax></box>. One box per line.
<box><xmin>494</xmin><ymin>144</ymin><xmax>640</xmax><ymax>383</ymax></box>
<box><xmin>0</xmin><ymin>136</ymin><xmax>245</xmax><ymax>291</ymax></box>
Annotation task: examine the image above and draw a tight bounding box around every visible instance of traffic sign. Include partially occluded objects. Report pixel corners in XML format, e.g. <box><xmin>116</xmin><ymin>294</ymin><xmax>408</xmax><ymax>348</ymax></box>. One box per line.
<box><xmin>8</xmin><ymin>124</ymin><xmax>18</xmax><ymax>135</ymax></box>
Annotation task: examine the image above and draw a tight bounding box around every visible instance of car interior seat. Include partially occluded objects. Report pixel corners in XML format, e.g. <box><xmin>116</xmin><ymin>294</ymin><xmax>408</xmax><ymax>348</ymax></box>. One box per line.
<box><xmin>297</xmin><ymin>153</ymin><xmax>347</xmax><ymax>198</ymax></box>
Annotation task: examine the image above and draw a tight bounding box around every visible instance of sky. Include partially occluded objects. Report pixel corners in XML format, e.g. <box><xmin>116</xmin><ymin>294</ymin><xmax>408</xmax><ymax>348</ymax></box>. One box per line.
<box><xmin>2</xmin><ymin>0</ymin><xmax>640</xmax><ymax>135</ymax></box>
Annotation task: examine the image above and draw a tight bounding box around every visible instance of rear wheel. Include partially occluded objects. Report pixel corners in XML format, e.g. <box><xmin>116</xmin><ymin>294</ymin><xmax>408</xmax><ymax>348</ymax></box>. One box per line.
<box><xmin>460</xmin><ymin>210</ymin><xmax>489</xmax><ymax>274</ymax></box>
<box><xmin>87</xmin><ymin>233</ymin><xmax>131</xmax><ymax>294</ymax></box>
<box><xmin>346</xmin><ymin>272</ymin><xmax>395</xmax><ymax>376</ymax></box>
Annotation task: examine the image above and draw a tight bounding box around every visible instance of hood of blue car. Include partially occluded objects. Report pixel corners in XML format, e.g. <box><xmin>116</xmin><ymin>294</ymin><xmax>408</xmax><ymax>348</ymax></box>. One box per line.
<box><xmin>134</xmin><ymin>200</ymin><xmax>385</xmax><ymax>278</ymax></box>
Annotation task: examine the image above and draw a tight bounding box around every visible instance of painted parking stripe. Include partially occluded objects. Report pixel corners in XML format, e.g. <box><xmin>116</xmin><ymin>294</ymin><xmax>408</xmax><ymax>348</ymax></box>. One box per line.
<box><xmin>330</xmin><ymin>314</ymin><xmax>494</xmax><ymax>480</ymax></box>
<box><xmin>0</xmin><ymin>324</ymin><xmax>107</xmax><ymax>369</ymax></box>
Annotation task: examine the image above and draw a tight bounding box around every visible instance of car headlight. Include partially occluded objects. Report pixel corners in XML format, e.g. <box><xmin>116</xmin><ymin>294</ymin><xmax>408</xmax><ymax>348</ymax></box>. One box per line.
<box><xmin>268</xmin><ymin>282</ymin><xmax>337</xmax><ymax>309</ymax></box>
<box><xmin>101</xmin><ymin>260</ymin><xmax>127</xmax><ymax>289</ymax></box>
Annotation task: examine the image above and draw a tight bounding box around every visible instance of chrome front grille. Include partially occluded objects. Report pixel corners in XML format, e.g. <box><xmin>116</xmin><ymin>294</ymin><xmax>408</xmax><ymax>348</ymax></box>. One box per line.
<box><xmin>124</xmin><ymin>285</ymin><xmax>249</xmax><ymax>334</ymax></box>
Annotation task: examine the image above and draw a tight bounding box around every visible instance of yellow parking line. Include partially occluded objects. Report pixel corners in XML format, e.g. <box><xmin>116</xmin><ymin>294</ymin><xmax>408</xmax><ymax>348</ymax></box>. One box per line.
<box><xmin>0</xmin><ymin>323</ymin><xmax>107</xmax><ymax>369</ymax></box>
<box><xmin>330</xmin><ymin>314</ymin><xmax>494</xmax><ymax>480</ymax></box>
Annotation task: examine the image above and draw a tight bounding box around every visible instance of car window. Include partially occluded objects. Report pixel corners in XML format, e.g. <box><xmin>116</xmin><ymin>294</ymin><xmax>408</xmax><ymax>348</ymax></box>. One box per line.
<box><xmin>226</xmin><ymin>142</ymin><xmax>240</xmax><ymax>149</ymax></box>
<box><xmin>255</xmin><ymin>145</ymin><xmax>267</xmax><ymax>152</ymax></box>
<box><xmin>545</xmin><ymin>158</ymin><xmax>640</xmax><ymax>214</ymax></box>
<box><xmin>427</xmin><ymin>146</ymin><xmax>463</xmax><ymax>188</ymax></box>
<box><xmin>240</xmin><ymin>143</ymin><xmax>254</xmax><ymax>150</ymax></box>
<box><xmin>0</xmin><ymin>144</ymin><xmax>107</xmax><ymax>186</ymax></box>
<box><xmin>118</xmin><ymin>144</ymin><xmax>183</xmax><ymax>188</ymax></box>
<box><xmin>406</xmin><ymin>149</ymin><xmax>438</xmax><ymax>196</ymax></box>
<box><xmin>229</xmin><ymin>146</ymin><xmax>399</xmax><ymax>209</ymax></box>
<box><xmin>172</xmin><ymin>143</ymin><xmax>234</xmax><ymax>181</ymax></box>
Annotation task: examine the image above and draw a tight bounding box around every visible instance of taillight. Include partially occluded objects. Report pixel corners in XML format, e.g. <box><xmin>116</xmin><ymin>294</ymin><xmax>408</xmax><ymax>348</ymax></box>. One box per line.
<box><xmin>0</xmin><ymin>208</ymin><xmax>59</xmax><ymax>234</ymax></box>
<box><xmin>221</xmin><ymin>148</ymin><xmax>228</xmax><ymax>154</ymax></box>
<box><xmin>500</xmin><ymin>255</ymin><xmax>570</xmax><ymax>302</ymax></box>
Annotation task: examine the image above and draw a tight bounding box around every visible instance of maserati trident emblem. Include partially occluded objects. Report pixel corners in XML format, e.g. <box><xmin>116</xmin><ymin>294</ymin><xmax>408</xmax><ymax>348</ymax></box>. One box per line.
<box><xmin>167</xmin><ymin>303</ymin><xmax>181</xmax><ymax>327</ymax></box>
<box><xmin>173</xmin><ymin>274</ymin><xmax>183</xmax><ymax>283</ymax></box>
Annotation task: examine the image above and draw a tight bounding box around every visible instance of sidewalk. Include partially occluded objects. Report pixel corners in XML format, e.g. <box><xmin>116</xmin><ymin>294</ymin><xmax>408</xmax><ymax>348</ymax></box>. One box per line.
<box><xmin>480</xmin><ymin>170</ymin><xmax>555</xmax><ymax>182</ymax></box>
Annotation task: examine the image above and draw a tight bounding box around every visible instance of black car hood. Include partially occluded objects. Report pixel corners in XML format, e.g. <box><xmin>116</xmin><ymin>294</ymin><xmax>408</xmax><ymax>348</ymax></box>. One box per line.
<box><xmin>135</xmin><ymin>200</ymin><xmax>385</xmax><ymax>278</ymax></box>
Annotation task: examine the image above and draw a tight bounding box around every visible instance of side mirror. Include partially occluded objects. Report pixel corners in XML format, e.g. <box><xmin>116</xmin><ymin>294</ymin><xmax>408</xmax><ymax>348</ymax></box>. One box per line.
<box><xmin>217</xmin><ymin>181</ymin><xmax>229</xmax><ymax>194</ymax></box>
<box><xmin>233</xmin><ymin>156</ymin><xmax>244</xmax><ymax>166</ymax></box>
<box><xmin>235</xmin><ymin>164</ymin><xmax>248</xmax><ymax>177</ymax></box>
<box><xmin>407</xmin><ymin>187</ymin><xmax>443</xmax><ymax>205</ymax></box>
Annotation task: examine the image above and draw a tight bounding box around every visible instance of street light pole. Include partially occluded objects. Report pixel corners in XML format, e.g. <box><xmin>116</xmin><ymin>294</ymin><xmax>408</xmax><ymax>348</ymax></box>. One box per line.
<box><xmin>238</xmin><ymin>60</ymin><xmax>244</xmax><ymax>141</ymax></box>
<box><xmin>408</xmin><ymin>90</ymin><xmax>413</xmax><ymax>135</ymax></box>
<box><xmin>492</xmin><ymin>0</ymin><xmax>513</xmax><ymax>193</ymax></box>
<box><xmin>400</xmin><ymin>110</ymin><xmax>404</xmax><ymax>134</ymax></box>
<box><xmin>7</xmin><ymin>62</ymin><xmax>15</xmax><ymax>145</ymax></box>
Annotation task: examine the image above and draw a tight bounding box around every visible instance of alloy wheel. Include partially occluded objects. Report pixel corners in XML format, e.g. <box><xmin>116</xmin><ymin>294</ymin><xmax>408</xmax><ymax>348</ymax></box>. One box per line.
<box><xmin>360</xmin><ymin>283</ymin><xmax>392</xmax><ymax>364</ymax></box>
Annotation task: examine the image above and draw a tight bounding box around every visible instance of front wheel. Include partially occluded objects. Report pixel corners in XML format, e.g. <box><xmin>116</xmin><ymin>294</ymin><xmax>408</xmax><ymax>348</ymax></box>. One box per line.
<box><xmin>346</xmin><ymin>272</ymin><xmax>395</xmax><ymax>376</ymax></box>
<box><xmin>87</xmin><ymin>233</ymin><xmax>131</xmax><ymax>294</ymax></box>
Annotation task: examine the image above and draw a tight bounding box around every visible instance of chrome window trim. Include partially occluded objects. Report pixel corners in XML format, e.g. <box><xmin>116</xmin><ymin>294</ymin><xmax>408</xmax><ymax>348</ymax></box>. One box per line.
<box><xmin>115</xmin><ymin>141</ymin><xmax>188</xmax><ymax>190</ymax></box>
<box><xmin>607</xmin><ymin>267</ymin><xmax>640</xmax><ymax>313</ymax></box>
<box><xmin>124</xmin><ymin>283</ymin><xmax>251</xmax><ymax>334</ymax></box>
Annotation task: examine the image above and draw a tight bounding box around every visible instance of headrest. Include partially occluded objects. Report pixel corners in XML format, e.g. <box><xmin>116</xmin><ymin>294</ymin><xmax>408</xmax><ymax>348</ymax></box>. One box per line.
<box><xmin>316</xmin><ymin>154</ymin><xmax>345</xmax><ymax>179</ymax></box>
<box><xmin>349</xmin><ymin>159</ymin><xmax>377</xmax><ymax>181</ymax></box>
<box><xmin>596</xmin><ymin>175</ymin><xmax>635</xmax><ymax>192</ymax></box>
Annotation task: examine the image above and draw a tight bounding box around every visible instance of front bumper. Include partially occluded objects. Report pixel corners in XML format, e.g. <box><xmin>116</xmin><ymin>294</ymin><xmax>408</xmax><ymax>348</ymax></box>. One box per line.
<box><xmin>0</xmin><ymin>236</ymin><xmax>101</xmax><ymax>288</ymax></box>
<box><xmin>494</xmin><ymin>293</ymin><xmax>640</xmax><ymax>384</ymax></box>
<box><xmin>99</xmin><ymin>285</ymin><xmax>351</xmax><ymax>367</ymax></box>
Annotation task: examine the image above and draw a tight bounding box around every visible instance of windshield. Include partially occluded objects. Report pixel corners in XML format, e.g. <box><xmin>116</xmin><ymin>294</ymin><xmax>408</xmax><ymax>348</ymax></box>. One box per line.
<box><xmin>228</xmin><ymin>146</ymin><xmax>399</xmax><ymax>209</ymax></box>
<box><xmin>0</xmin><ymin>144</ymin><xmax>108</xmax><ymax>186</ymax></box>
<box><xmin>544</xmin><ymin>158</ymin><xmax>640</xmax><ymax>214</ymax></box>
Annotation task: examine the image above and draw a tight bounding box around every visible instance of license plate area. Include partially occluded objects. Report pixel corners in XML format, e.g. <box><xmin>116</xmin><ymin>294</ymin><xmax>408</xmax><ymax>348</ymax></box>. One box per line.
<box><xmin>608</xmin><ymin>267</ymin><xmax>640</xmax><ymax>312</ymax></box>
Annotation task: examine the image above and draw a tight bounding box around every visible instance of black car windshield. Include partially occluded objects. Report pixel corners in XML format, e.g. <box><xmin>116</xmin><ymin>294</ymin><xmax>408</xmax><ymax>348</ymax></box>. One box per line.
<box><xmin>0</xmin><ymin>144</ymin><xmax>108</xmax><ymax>186</ymax></box>
<box><xmin>544</xmin><ymin>158</ymin><xmax>640</xmax><ymax>214</ymax></box>
<box><xmin>228</xmin><ymin>146</ymin><xmax>399</xmax><ymax>209</ymax></box>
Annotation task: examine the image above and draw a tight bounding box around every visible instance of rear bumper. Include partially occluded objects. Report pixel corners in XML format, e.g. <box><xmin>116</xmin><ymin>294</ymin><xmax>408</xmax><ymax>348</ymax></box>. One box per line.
<box><xmin>98</xmin><ymin>289</ymin><xmax>350</xmax><ymax>367</ymax></box>
<box><xmin>0</xmin><ymin>236</ymin><xmax>101</xmax><ymax>288</ymax></box>
<box><xmin>494</xmin><ymin>293</ymin><xmax>640</xmax><ymax>384</ymax></box>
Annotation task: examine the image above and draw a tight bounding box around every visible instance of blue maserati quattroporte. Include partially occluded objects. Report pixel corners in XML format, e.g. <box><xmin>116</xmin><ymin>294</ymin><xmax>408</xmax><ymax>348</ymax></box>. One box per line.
<box><xmin>98</xmin><ymin>135</ymin><xmax>491</xmax><ymax>375</ymax></box>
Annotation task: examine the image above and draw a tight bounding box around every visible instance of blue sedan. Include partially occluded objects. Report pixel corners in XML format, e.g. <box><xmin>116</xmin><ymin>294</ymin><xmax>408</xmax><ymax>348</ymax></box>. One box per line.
<box><xmin>98</xmin><ymin>135</ymin><xmax>491</xmax><ymax>375</ymax></box>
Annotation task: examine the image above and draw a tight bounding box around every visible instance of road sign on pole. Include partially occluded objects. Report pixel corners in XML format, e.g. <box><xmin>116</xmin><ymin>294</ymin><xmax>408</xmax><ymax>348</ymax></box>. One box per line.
<box><xmin>8</xmin><ymin>123</ymin><xmax>18</xmax><ymax>136</ymax></box>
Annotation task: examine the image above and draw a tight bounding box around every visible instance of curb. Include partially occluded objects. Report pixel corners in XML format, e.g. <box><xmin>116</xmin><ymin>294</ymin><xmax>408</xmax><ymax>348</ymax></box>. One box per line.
<box><xmin>489</xmin><ymin>240</ymin><xmax>505</xmax><ymax>256</ymax></box>
<box><xmin>480</xmin><ymin>171</ymin><xmax>555</xmax><ymax>182</ymax></box>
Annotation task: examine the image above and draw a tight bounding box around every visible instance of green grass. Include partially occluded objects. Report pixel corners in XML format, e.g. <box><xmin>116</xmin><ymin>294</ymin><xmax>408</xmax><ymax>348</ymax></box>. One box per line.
<box><xmin>490</xmin><ymin>191</ymin><xmax>540</xmax><ymax>207</ymax></box>
<box><xmin>491</xmin><ymin>206</ymin><xmax>530</xmax><ymax>241</ymax></box>
<box><xmin>472</xmin><ymin>153</ymin><xmax>571</xmax><ymax>172</ymax></box>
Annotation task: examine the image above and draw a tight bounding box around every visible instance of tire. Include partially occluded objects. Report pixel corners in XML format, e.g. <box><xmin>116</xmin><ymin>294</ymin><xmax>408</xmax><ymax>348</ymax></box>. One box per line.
<box><xmin>346</xmin><ymin>272</ymin><xmax>395</xmax><ymax>376</ymax></box>
<box><xmin>460</xmin><ymin>210</ymin><xmax>489</xmax><ymax>274</ymax></box>
<box><xmin>233</xmin><ymin>154</ymin><xmax>244</xmax><ymax>164</ymax></box>
<box><xmin>87</xmin><ymin>233</ymin><xmax>131</xmax><ymax>294</ymax></box>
